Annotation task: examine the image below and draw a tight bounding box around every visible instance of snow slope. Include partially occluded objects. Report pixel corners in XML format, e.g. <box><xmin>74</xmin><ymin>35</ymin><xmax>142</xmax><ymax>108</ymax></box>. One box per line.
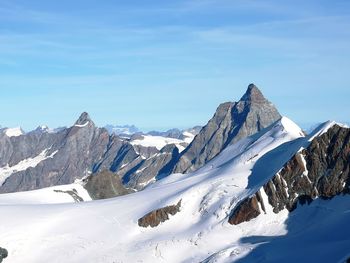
<box><xmin>131</xmin><ymin>135</ymin><xmax>187</xmax><ymax>152</ymax></box>
<box><xmin>3</xmin><ymin>127</ymin><xmax>24</xmax><ymax>137</ymax></box>
<box><xmin>0</xmin><ymin>181</ymin><xmax>91</xmax><ymax>205</ymax></box>
<box><xmin>0</xmin><ymin>117</ymin><xmax>348</xmax><ymax>263</ymax></box>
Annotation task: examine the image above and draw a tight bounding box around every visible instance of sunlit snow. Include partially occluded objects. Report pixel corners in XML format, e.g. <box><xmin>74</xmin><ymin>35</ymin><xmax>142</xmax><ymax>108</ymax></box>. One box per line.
<box><xmin>0</xmin><ymin>118</ymin><xmax>348</xmax><ymax>263</ymax></box>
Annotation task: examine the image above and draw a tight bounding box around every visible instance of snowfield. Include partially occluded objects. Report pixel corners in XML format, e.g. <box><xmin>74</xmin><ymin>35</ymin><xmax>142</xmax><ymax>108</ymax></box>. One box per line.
<box><xmin>0</xmin><ymin>117</ymin><xmax>349</xmax><ymax>263</ymax></box>
<box><xmin>3</xmin><ymin>127</ymin><xmax>24</xmax><ymax>137</ymax></box>
<box><xmin>0</xmin><ymin>181</ymin><xmax>91</xmax><ymax>205</ymax></box>
<box><xmin>130</xmin><ymin>135</ymin><xmax>188</xmax><ymax>152</ymax></box>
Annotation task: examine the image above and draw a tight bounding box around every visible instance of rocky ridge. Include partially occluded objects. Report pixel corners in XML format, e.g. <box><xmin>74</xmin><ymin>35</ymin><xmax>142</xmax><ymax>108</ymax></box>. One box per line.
<box><xmin>0</xmin><ymin>112</ymin><xmax>185</xmax><ymax>193</ymax></box>
<box><xmin>173</xmin><ymin>84</ymin><xmax>281</xmax><ymax>173</ymax></box>
<box><xmin>229</xmin><ymin>124</ymin><xmax>350</xmax><ymax>225</ymax></box>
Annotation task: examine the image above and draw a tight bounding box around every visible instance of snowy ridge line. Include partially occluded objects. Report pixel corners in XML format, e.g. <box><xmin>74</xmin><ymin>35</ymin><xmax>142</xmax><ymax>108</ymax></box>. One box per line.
<box><xmin>74</xmin><ymin>121</ymin><xmax>90</xmax><ymax>128</ymax></box>
<box><xmin>307</xmin><ymin>120</ymin><xmax>348</xmax><ymax>141</ymax></box>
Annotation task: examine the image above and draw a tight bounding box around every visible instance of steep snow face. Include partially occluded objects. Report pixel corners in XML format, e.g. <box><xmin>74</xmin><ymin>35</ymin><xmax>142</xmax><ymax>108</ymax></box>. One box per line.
<box><xmin>4</xmin><ymin>127</ymin><xmax>24</xmax><ymax>137</ymax></box>
<box><xmin>131</xmin><ymin>135</ymin><xmax>187</xmax><ymax>152</ymax></box>
<box><xmin>0</xmin><ymin>117</ymin><xmax>347</xmax><ymax>263</ymax></box>
<box><xmin>0</xmin><ymin>149</ymin><xmax>58</xmax><ymax>186</ymax></box>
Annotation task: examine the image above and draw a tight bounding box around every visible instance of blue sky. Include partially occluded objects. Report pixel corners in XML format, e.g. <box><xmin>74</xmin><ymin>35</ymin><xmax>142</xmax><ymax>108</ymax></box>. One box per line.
<box><xmin>0</xmin><ymin>0</ymin><xmax>349</xmax><ymax>131</ymax></box>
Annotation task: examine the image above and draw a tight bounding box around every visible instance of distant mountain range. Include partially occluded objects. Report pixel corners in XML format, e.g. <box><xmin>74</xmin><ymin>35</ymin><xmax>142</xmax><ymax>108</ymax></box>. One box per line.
<box><xmin>0</xmin><ymin>113</ymin><xmax>201</xmax><ymax>193</ymax></box>
<box><xmin>104</xmin><ymin>124</ymin><xmax>141</xmax><ymax>136</ymax></box>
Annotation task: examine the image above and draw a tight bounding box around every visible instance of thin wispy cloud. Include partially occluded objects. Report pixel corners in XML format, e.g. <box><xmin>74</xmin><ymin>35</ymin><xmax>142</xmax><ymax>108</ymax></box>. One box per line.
<box><xmin>0</xmin><ymin>0</ymin><xmax>349</xmax><ymax>130</ymax></box>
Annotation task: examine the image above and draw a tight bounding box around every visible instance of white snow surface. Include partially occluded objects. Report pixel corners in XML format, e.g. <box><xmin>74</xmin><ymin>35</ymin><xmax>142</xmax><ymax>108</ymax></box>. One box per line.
<box><xmin>182</xmin><ymin>131</ymin><xmax>196</xmax><ymax>144</ymax></box>
<box><xmin>0</xmin><ymin>182</ymin><xmax>91</xmax><ymax>205</ymax></box>
<box><xmin>0</xmin><ymin>117</ymin><xmax>348</xmax><ymax>263</ymax></box>
<box><xmin>74</xmin><ymin>121</ymin><xmax>90</xmax><ymax>128</ymax></box>
<box><xmin>0</xmin><ymin>149</ymin><xmax>58</xmax><ymax>186</ymax></box>
<box><xmin>4</xmin><ymin>127</ymin><xmax>24</xmax><ymax>137</ymax></box>
<box><xmin>35</xmin><ymin>125</ymin><xmax>60</xmax><ymax>134</ymax></box>
<box><xmin>131</xmin><ymin>135</ymin><xmax>187</xmax><ymax>152</ymax></box>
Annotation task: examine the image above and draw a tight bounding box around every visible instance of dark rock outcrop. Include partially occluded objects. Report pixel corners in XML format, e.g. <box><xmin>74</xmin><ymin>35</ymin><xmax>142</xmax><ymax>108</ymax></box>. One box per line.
<box><xmin>229</xmin><ymin>124</ymin><xmax>350</xmax><ymax>225</ymax></box>
<box><xmin>53</xmin><ymin>189</ymin><xmax>84</xmax><ymax>202</ymax></box>
<box><xmin>84</xmin><ymin>170</ymin><xmax>131</xmax><ymax>200</ymax></box>
<box><xmin>174</xmin><ymin>84</ymin><xmax>281</xmax><ymax>173</ymax></box>
<box><xmin>228</xmin><ymin>191</ymin><xmax>265</xmax><ymax>225</ymax></box>
<box><xmin>0</xmin><ymin>247</ymin><xmax>8</xmax><ymax>263</ymax></box>
<box><xmin>138</xmin><ymin>200</ymin><xmax>182</xmax><ymax>228</ymax></box>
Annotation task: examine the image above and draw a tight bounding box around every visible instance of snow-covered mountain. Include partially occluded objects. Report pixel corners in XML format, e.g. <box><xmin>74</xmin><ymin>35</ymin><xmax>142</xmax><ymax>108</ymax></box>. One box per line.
<box><xmin>0</xmin><ymin>83</ymin><xmax>349</xmax><ymax>262</ymax></box>
<box><xmin>0</xmin><ymin>112</ymin><xmax>198</xmax><ymax>193</ymax></box>
<box><xmin>173</xmin><ymin>84</ymin><xmax>281</xmax><ymax>174</ymax></box>
<box><xmin>0</xmin><ymin>117</ymin><xmax>348</xmax><ymax>262</ymax></box>
<box><xmin>0</xmin><ymin>84</ymin><xmax>280</xmax><ymax>193</ymax></box>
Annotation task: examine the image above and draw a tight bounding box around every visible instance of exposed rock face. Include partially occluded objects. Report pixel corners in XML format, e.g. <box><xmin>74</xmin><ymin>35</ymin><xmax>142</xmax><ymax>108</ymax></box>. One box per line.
<box><xmin>0</xmin><ymin>112</ymin><xmax>113</xmax><ymax>193</ymax></box>
<box><xmin>138</xmin><ymin>200</ymin><xmax>182</xmax><ymax>228</ymax></box>
<box><xmin>174</xmin><ymin>84</ymin><xmax>281</xmax><ymax>173</ymax></box>
<box><xmin>84</xmin><ymin>170</ymin><xmax>130</xmax><ymax>200</ymax></box>
<box><xmin>53</xmin><ymin>189</ymin><xmax>84</xmax><ymax>202</ymax></box>
<box><xmin>0</xmin><ymin>112</ymin><xmax>185</xmax><ymax>194</ymax></box>
<box><xmin>0</xmin><ymin>247</ymin><xmax>7</xmax><ymax>263</ymax></box>
<box><xmin>228</xmin><ymin>192</ymin><xmax>265</xmax><ymax>225</ymax></box>
<box><xmin>125</xmin><ymin>144</ymin><xmax>180</xmax><ymax>189</ymax></box>
<box><xmin>229</xmin><ymin>125</ymin><xmax>350</xmax><ymax>225</ymax></box>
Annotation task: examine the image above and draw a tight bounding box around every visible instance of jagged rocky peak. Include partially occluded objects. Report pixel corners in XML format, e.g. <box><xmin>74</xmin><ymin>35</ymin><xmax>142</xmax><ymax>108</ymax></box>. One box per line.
<box><xmin>74</xmin><ymin>112</ymin><xmax>95</xmax><ymax>127</ymax></box>
<box><xmin>173</xmin><ymin>83</ymin><xmax>281</xmax><ymax>173</ymax></box>
<box><xmin>240</xmin><ymin>83</ymin><xmax>266</xmax><ymax>103</ymax></box>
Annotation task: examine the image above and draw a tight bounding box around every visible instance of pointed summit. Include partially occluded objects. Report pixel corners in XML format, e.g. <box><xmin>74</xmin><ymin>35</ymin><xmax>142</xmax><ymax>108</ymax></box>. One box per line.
<box><xmin>173</xmin><ymin>83</ymin><xmax>281</xmax><ymax>173</ymax></box>
<box><xmin>74</xmin><ymin>112</ymin><xmax>94</xmax><ymax>127</ymax></box>
<box><xmin>240</xmin><ymin>83</ymin><xmax>266</xmax><ymax>103</ymax></box>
